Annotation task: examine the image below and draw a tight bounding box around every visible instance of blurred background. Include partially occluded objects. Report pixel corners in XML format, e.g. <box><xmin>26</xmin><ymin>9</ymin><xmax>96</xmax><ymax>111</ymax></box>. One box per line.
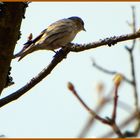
<box><xmin>1</xmin><ymin>2</ymin><xmax>140</xmax><ymax>138</ymax></box>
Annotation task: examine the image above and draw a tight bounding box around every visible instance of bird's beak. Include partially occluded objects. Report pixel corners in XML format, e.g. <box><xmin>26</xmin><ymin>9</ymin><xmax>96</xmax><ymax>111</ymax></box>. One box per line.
<box><xmin>83</xmin><ymin>27</ymin><xmax>86</xmax><ymax>31</ymax></box>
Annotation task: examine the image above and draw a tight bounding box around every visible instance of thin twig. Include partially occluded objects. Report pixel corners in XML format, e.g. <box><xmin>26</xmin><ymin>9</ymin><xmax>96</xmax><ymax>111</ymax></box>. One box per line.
<box><xmin>111</xmin><ymin>123</ymin><xmax>124</xmax><ymax>138</ymax></box>
<box><xmin>67</xmin><ymin>82</ymin><xmax>109</xmax><ymax>124</ymax></box>
<box><xmin>78</xmin><ymin>87</ymin><xmax>115</xmax><ymax>138</ymax></box>
<box><xmin>125</xmin><ymin>6</ymin><xmax>139</xmax><ymax>116</ymax></box>
<box><xmin>91</xmin><ymin>59</ymin><xmax>133</xmax><ymax>85</ymax></box>
<box><xmin>101</xmin><ymin>112</ymin><xmax>137</xmax><ymax>137</ymax></box>
<box><xmin>128</xmin><ymin>48</ymin><xmax>139</xmax><ymax>111</ymax></box>
<box><xmin>102</xmin><ymin>6</ymin><xmax>139</xmax><ymax>137</ymax></box>
<box><xmin>134</xmin><ymin>120</ymin><xmax>140</xmax><ymax>136</ymax></box>
<box><xmin>68</xmin><ymin>82</ymin><xmax>124</xmax><ymax>138</ymax></box>
<box><xmin>78</xmin><ymin>97</ymin><xmax>110</xmax><ymax>138</ymax></box>
<box><xmin>107</xmin><ymin>81</ymin><xmax>124</xmax><ymax>138</ymax></box>
<box><xmin>129</xmin><ymin>6</ymin><xmax>139</xmax><ymax>112</ymax></box>
<box><xmin>78</xmin><ymin>92</ymin><xmax>132</xmax><ymax>138</ymax></box>
<box><xmin>131</xmin><ymin>6</ymin><xmax>136</xmax><ymax>50</ymax></box>
<box><xmin>112</xmin><ymin>85</ymin><xmax>119</xmax><ymax>122</ymax></box>
<box><xmin>128</xmin><ymin>6</ymin><xmax>140</xmax><ymax>136</ymax></box>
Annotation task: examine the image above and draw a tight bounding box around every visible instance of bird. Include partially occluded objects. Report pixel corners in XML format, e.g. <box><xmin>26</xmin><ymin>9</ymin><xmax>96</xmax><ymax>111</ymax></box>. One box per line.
<box><xmin>13</xmin><ymin>16</ymin><xmax>86</xmax><ymax>61</ymax></box>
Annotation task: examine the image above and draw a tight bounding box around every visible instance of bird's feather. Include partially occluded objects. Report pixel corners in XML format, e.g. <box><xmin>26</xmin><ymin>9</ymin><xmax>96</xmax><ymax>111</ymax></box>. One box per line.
<box><xmin>13</xmin><ymin>17</ymin><xmax>84</xmax><ymax>61</ymax></box>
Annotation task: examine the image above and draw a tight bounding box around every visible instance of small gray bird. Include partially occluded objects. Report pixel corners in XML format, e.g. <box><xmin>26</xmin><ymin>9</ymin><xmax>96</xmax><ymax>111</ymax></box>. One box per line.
<box><xmin>13</xmin><ymin>16</ymin><xmax>86</xmax><ymax>61</ymax></box>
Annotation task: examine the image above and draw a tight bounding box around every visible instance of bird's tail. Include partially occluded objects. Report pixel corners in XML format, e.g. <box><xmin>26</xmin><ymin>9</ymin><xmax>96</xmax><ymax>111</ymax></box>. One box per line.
<box><xmin>13</xmin><ymin>44</ymin><xmax>37</xmax><ymax>61</ymax></box>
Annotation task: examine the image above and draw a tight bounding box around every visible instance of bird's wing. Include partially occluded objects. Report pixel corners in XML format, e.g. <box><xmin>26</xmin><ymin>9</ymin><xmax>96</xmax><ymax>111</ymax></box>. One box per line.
<box><xmin>23</xmin><ymin>29</ymin><xmax>46</xmax><ymax>51</ymax></box>
<box><xmin>35</xmin><ymin>19</ymin><xmax>75</xmax><ymax>46</ymax></box>
<box><xmin>13</xmin><ymin>18</ymin><xmax>75</xmax><ymax>60</ymax></box>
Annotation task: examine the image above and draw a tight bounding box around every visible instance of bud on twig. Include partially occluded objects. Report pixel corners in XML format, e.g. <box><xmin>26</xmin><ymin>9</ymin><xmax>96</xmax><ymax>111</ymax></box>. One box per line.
<box><xmin>113</xmin><ymin>74</ymin><xmax>123</xmax><ymax>87</ymax></box>
<box><xmin>27</xmin><ymin>33</ymin><xmax>33</xmax><ymax>41</ymax></box>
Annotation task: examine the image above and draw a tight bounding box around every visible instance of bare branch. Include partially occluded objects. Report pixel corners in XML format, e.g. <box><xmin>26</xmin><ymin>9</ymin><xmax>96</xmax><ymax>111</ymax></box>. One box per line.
<box><xmin>131</xmin><ymin>6</ymin><xmax>136</xmax><ymax>50</ymax></box>
<box><xmin>1</xmin><ymin>31</ymin><xmax>140</xmax><ymax>108</ymax></box>
<box><xmin>125</xmin><ymin>6</ymin><xmax>138</xmax><ymax>110</ymax></box>
<box><xmin>111</xmin><ymin>85</ymin><xmax>119</xmax><ymax>122</ymax></box>
<box><xmin>91</xmin><ymin>59</ymin><xmax>133</xmax><ymax>85</ymax></box>
<box><xmin>0</xmin><ymin>48</ymin><xmax>70</xmax><ymax>107</ymax></box>
<box><xmin>78</xmin><ymin>90</ymin><xmax>132</xmax><ymax>138</ymax></box>
<box><xmin>67</xmin><ymin>82</ymin><xmax>109</xmax><ymax>124</ymax></box>
<box><xmin>101</xmin><ymin>112</ymin><xmax>137</xmax><ymax>137</ymax></box>
<box><xmin>70</xmin><ymin>31</ymin><xmax>140</xmax><ymax>52</ymax></box>
<box><xmin>68</xmin><ymin>82</ymin><xmax>125</xmax><ymax>138</ymax></box>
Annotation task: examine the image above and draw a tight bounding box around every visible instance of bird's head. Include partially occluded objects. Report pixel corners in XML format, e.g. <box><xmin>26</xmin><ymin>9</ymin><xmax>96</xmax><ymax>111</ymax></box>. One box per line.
<box><xmin>68</xmin><ymin>16</ymin><xmax>86</xmax><ymax>32</ymax></box>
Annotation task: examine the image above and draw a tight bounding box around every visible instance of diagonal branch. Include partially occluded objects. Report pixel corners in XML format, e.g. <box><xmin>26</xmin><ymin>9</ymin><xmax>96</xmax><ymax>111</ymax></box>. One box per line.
<box><xmin>0</xmin><ymin>31</ymin><xmax>140</xmax><ymax>108</ymax></box>
<box><xmin>0</xmin><ymin>48</ymin><xmax>70</xmax><ymax>107</ymax></box>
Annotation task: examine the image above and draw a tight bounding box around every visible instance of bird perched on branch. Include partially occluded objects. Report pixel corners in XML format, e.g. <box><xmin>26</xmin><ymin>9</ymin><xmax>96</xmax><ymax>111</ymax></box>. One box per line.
<box><xmin>13</xmin><ymin>16</ymin><xmax>86</xmax><ymax>61</ymax></box>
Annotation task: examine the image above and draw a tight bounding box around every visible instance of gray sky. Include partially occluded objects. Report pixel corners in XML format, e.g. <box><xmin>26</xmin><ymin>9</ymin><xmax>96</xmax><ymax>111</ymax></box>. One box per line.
<box><xmin>1</xmin><ymin>2</ymin><xmax>140</xmax><ymax>138</ymax></box>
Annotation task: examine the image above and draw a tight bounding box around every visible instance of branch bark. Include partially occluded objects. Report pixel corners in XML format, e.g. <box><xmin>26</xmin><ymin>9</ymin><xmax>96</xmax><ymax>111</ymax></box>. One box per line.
<box><xmin>70</xmin><ymin>31</ymin><xmax>140</xmax><ymax>52</ymax></box>
<box><xmin>0</xmin><ymin>49</ymin><xmax>70</xmax><ymax>107</ymax></box>
<box><xmin>0</xmin><ymin>29</ymin><xmax>140</xmax><ymax>108</ymax></box>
